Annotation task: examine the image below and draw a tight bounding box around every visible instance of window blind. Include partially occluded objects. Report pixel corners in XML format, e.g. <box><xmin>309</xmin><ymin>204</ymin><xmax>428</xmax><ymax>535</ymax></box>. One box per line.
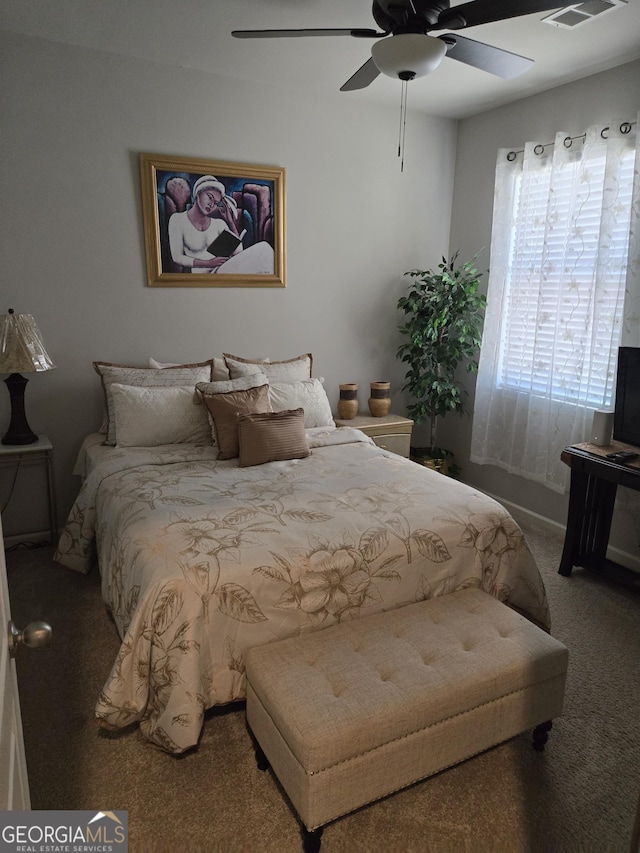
<box><xmin>497</xmin><ymin>147</ymin><xmax>634</xmax><ymax>408</ymax></box>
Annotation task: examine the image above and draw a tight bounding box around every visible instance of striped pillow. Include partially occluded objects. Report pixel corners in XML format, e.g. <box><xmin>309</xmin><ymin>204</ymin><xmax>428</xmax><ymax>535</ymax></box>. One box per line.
<box><xmin>237</xmin><ymin>409</ymin><xmax>310</xmax><ymax>467</ymax></box>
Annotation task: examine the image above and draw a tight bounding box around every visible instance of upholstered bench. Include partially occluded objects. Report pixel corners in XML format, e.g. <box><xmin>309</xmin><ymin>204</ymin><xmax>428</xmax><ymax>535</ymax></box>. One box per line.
<box><xmin>245</xmin><ymin>588</ymin><xmax>568</xmax><ymax>852</ymax></box>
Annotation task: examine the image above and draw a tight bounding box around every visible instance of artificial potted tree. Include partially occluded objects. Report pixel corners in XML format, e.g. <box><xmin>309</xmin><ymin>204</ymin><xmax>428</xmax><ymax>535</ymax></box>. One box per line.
<box><xmin>396</xmin><ymin>253</ymin><xmax>486</xmax><ymax>475</ymax></box>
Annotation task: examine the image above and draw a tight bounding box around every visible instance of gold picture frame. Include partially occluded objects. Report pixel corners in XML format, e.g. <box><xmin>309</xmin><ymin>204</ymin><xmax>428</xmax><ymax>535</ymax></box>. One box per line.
<box><xmin>140</xmin><ymin>153</ymin><xmax>286</xmax><ymax>287</ymax></box>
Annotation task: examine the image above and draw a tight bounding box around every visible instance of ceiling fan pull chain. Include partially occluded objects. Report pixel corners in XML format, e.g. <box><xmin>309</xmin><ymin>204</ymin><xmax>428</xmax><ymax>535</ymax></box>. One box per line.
<box><xmin>397</xmin><ymin>80</ymin><xmax>404</xmax><ymax>160</ymax></box>
<box><xmin>398</xmin><ymin>79</ymin><xmax>409</xmax><ymax>172</ymax></box>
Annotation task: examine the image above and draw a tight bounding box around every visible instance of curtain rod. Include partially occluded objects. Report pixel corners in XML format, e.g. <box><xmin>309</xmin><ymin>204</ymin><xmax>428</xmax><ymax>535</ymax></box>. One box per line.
<box><xmin>505</xmin><ymin>120</ymin><xmax>637</xmax><ymax>162</ymax></box>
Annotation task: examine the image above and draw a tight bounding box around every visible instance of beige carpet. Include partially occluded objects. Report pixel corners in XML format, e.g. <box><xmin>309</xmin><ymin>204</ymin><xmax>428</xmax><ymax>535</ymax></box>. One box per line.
<box><xmin>6</xmin><ymin>511</ymin><xmax>640</xmax><ymax>852</ymax></box>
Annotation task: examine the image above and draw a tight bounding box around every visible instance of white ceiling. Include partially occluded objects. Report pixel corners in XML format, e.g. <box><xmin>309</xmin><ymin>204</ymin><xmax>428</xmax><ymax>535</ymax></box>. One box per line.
<box><xmin>2</xmin><ymin>0</ymin><xmax>640</xmax><ymax>119</ymax></box>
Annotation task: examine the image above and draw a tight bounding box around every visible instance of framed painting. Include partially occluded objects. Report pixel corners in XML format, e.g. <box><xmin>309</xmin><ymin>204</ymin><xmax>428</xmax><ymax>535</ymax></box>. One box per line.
<box><xmin>140</xmin><ymin>153</ymin><xmax>286</xmax><ymax>287</ymax></box>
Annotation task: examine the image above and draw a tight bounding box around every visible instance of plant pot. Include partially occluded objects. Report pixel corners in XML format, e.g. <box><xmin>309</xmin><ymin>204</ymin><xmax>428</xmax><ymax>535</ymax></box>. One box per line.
<box><xmin>368</xmin><ymin>381</ymin><xmax>391</xmax><ymax>417</ymax></box>
<box><xmin>410</xmin><ymin>446</ymin><xmax>456</xmax><ymax>477</ymax></box>
<box><xmin>337</xmin><ymin>383</ymin><xmax>358</xmax><ymax>419</ymax></box>
<box><xmin>419</xmin><ymin>456</ymin><xmax>450</xmax><ymax>476</ymax></box>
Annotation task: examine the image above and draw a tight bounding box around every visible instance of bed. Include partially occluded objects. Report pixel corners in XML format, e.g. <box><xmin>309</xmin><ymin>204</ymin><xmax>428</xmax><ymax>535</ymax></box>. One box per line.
<box><xmin>54</xmin><ymin>354</ymin><xmax>550</xmax><ymax>754</ymax></box>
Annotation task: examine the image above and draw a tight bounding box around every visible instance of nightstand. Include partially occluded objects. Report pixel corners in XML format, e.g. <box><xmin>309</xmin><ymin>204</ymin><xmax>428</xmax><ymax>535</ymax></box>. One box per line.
<box><xmin>334</xmin><ymin>413</ymin><xmax>413</xmax><ymax>458</ymax></box>
<box><xmin>0</xmin><ymin>435</ymin><xmax>58</xmax><ymax>545</ymax></box>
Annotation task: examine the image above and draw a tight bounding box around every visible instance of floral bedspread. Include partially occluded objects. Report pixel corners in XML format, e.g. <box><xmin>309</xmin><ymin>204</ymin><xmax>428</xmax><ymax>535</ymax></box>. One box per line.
<box><xmin>55</xmin><ymin>428</ymin><xmax>550</xmax><ymax>754</ymax></box>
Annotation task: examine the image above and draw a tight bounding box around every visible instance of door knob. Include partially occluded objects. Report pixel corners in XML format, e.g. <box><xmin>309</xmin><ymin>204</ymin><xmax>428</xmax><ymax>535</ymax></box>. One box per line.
<box><xmin>8</xmin><ymin>620</ymin><xmax>52</xmax><ymax>658</ymax></box>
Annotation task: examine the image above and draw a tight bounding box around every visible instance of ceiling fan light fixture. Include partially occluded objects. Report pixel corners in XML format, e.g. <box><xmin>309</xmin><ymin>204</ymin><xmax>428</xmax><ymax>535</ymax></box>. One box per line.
<box><xmin>371</xmin><ymin>33</ymin><xmax>447</xmax><ymax>80</ymax></box>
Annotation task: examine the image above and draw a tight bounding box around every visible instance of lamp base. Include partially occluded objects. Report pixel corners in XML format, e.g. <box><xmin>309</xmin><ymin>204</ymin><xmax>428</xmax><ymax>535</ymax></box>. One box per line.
<box><xmin>2</xmin><ymin>373</ymin><xmax>38</xmax><ymax>445</ymax></box>
<box><xmin>1</xmin><ymin>434</ymin><xmax>38</xmax><ymax>446</ymax></box>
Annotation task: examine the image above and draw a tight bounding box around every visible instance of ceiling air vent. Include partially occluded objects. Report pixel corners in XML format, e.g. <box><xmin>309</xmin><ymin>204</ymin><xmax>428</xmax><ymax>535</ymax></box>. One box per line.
<box><xmin>542</xmin><ymin>0</ymin><xmax>627</xmax><ymax>28</ymax></box>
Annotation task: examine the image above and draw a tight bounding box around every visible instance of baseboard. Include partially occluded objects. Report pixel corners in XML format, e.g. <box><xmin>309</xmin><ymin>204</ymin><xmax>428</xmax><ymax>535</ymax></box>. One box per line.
<box><xmin>608</xmin><ymin>545</ymin><xmax>640</xmax><ymax>574</ymax></box>
<box><xmin>3</xmin><ymin>528</ymin><xmax>55</xmax><ymax>551</ymax></box>
<box><xmin>483</xmin><ymin>492</ymin><xmax>565</xmax><ymax>534</ymax></box>
<box><xmin>483</xmin><ymin>491</ymin><xmax>640</xmax><ymax>575</ymax></box>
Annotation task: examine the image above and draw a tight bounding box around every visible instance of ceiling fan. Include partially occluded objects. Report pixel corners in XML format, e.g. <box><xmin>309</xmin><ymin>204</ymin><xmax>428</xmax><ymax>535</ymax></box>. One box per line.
<box><xmin>232</xmin><ymin>0</ymin><xmax>564</xmax><ymax>91</ymax></box>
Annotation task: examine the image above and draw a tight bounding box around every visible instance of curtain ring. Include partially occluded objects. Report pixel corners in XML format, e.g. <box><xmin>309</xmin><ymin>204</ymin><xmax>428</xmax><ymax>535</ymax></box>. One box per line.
<box><xmin>506</xmin><ymin>151</ymin><xmax>517</xmax><ymax>161</ymax></box>
<box><xmin>534</xmin><ymin>144</ymin><xmax>545</xmax><ymax>155</ymax></box>
<box><xmin>600</xmin><ymin>126</ymin><xmax>609</xmax><ymax>139</ymax></box>
<box><xmin>563</xmin><ymin>136</ymin><xmax>573</xmax><ymax>148</ymax></box>
<box><xmin>620</xmin><ymin>122</ymin><xmax>632</xmax><ymax>134</ymax></box>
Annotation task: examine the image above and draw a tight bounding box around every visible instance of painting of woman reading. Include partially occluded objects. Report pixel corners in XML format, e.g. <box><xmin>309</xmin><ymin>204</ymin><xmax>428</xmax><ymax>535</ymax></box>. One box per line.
<box><xmin>140</xmin><ymin>154</ymin><xmax>286</xmax><ymax>287</ymax></box>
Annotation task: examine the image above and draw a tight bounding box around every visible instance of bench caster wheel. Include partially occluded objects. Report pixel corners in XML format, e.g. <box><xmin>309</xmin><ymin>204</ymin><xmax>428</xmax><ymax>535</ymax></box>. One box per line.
<box><xmin>532</xmin><ymin>720</ymin><xmax>553</xmax><ymax>752</ymax></box>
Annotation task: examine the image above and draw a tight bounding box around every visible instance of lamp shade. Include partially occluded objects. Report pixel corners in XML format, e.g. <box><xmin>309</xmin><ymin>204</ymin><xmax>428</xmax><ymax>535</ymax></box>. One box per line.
<box><xmin>371</xmin><ymin>33</ymin><xmax>447</xmax><ymax>80</ymax></box>
<box><xmin>1</xmin><ymin>309</ymin><xmax>55</xmax><ymax>445</ymax></box>
<box><xmin>0</xmin><ymin>310</ymin><xmax>55</xmax><ymax>374</ymax></box>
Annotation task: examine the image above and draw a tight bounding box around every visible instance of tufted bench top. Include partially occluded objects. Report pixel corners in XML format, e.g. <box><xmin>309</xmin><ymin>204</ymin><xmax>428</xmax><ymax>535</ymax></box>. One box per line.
<box><xmin>246</xmin><ymin>587</ymin><xmax>568</xmax><ymax>774</ymax></box>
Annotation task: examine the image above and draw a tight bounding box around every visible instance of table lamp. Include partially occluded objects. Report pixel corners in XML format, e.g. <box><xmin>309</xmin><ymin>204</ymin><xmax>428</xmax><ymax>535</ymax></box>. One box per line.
<box><xmin>0</xmin><ymin>309</ymin><xmax>55</xmax><ymax>445</ymax></box>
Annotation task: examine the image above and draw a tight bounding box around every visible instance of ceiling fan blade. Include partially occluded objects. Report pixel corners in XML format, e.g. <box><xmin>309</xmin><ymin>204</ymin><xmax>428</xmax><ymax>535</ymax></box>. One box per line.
<box><xmin>232</xmin><ymin>28</ymin><xmax>383</xmax><ymax>39</ymax></box>
<box><xmin>434</xmin><ymin>0</ymin><xmax>564</xmax><ymax>30</ymax></box>
<box><xmin>438</xmin><ymin>33</ymin><xmax>533</xmax><ymax>79</ymax></box>
<box><xmin>340</xmin><ymin>57</ymin><xmax>382</xmax><ymax>91</ymax></box>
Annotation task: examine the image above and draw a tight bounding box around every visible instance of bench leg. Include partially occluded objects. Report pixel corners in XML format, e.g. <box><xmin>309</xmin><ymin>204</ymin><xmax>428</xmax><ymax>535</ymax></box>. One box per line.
<box><xmin>302</xmin><ymin>826</ymin><xmax>323</xmax><ymax>853</ymax></box>
<box><xmin>247</xmin><ymin>723</ymin><xmax>323</xmax><ymax>851</ymax></box>
<box><xmin>247</xmin><ymin>724</ymin><xmax>270</xmax><ymax>771</ymax></box>
<box><xmin>253</xmin><ymin>740</ymin><xmax>270</xmax><ymax>772</ymax></box>
<box><xmin>532</xmin><ymin>720</ymin><xmax>553</xmax><ymax>752</ymax></box>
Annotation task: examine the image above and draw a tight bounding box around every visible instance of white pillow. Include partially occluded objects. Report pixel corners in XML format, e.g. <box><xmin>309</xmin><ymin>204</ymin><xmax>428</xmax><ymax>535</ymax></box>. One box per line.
<box><xmin>268</xmin><ymin>379</ymin><xmax>334</xmax><ymax>428</ymax></box>
<box><xmin>94</xmin><ymin>361</ymin><xmax>213</xmax><ymax>445</ymax></box>
<box><xmin>110</xmin><ymin>384</ymin><xmax>212</xmax><ymax>447</ymax></box>
<box><xmin>149</xmin><ymin>356</ymin><xmax>230</xmax><ymax>381</ymax></box>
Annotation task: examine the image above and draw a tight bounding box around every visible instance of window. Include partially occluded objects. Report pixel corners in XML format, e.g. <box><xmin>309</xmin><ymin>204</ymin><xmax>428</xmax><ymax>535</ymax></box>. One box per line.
<box><xmin>470</xmin><ymin>119</ymin><xmax>639</xmax><ymax>491</ymax></box>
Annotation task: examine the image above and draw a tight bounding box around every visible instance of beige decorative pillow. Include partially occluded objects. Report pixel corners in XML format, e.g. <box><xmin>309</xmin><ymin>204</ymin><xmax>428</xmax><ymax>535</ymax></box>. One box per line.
<box><xmin>196</xmin><ymin>374</ymin><xmax>268</xmax><ymax>396</ymax></box>
<box><xmin>197</xmin><ymin>379</ymin><xmax>271</xmax><ymax>460</ymax></box>
<box><xmin>93</xmin><ymin>360</ymin><xmax>214</xmax><ymax>445</ymax></box>
<box><xmin>196</xmin><ymin>374</ymin><xmax>269</xmax><ymax>445</ymax></box>
<box><xmin>110</xmin><ymin>384</ymin><xmax>212</xmax><ymax>447</ymax></box>
<box><xmin>237</xmin><ymin>409</ymin><xmax>311</xmax><ymax>468</ymax></box>
<box><xmin>224</xmin><ymin>352</ymin><xmax>312</xmax><ymax>382</ymax></box>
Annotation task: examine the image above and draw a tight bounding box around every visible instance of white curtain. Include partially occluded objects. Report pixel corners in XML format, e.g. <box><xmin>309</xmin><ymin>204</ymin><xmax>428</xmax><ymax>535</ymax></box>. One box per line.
<box><xmin>471</xmin><ymin>115</ymin><xmax>640</xmax><ymax>493</ymax></box>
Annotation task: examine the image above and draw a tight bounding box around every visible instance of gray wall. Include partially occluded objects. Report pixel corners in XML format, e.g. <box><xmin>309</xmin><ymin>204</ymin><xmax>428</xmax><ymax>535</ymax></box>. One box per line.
<box><xmin>448</xmin><ymin>59</ymin><xmax>640</xmax><ymax>566</ymax></box>
<box><xmin>1</xmin><ymin>28</ymin><xmax>638</xmax><ymax>567</ymax></box>
<box><xmin>0</xmin><ymin>30</ymin><xmax>457</xmax><ymax>539</ymax></box>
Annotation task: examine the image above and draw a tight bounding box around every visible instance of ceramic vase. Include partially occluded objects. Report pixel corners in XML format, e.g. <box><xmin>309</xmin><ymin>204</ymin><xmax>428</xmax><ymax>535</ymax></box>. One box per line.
<box><xmin>337</xmin><ymin>383</ymin><xmax>358</xmax><ymax>419</ymax></box>
<box><xmin>368</xmin><ymin>381</ymin><xmax>391</xmax><ymax>417</ymax></box>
